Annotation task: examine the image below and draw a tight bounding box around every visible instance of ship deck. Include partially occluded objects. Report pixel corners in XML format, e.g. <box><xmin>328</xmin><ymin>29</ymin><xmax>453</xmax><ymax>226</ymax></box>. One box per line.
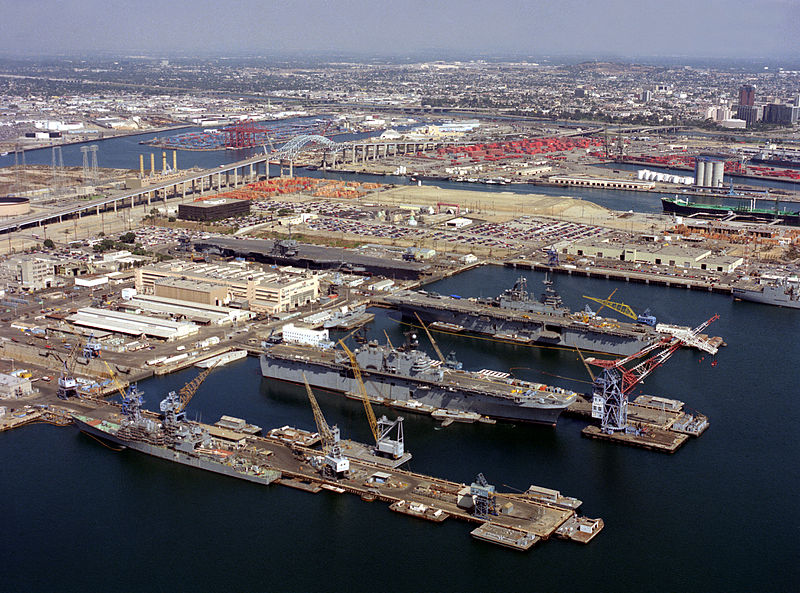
<box><xmin>264</xmin><ymin>343</ymin><xmax>575</xmax><ymax>406</ymax></box>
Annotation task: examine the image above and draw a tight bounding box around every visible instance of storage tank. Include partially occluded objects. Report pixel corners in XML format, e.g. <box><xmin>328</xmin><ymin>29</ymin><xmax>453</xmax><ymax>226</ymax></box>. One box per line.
<box><xmin>695</xmin><ymin>160</ymin><xmax>706</xmax><ymax>186</ymax></box>
<box><xmin>703</xmin><ymin>161</ymin><xmax>713</xmax><ymax>187</ymax></box>
<box><xmin>637</xmin><ymin>169</ymin><xmax>646</xmax><ymax>180</ymax></box>
<box><xmin>711</xmin><ymin>160</ymin><xmax>724</xmax><ymax>187</ymax></box>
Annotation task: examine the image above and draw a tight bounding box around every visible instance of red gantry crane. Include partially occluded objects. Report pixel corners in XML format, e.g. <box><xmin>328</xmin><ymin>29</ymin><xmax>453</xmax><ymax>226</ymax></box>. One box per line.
<box><xmin>584</xmin><ymin>314</ymin><xmax>719</xmax><ymax>433</ymax></box>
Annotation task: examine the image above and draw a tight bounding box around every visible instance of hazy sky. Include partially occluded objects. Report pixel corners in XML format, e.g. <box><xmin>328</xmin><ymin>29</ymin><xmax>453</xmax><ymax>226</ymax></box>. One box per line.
<box><xmin>1</xmin><ymin>0</ymin><xmax>798</xmax><ymax>59</ymax></box>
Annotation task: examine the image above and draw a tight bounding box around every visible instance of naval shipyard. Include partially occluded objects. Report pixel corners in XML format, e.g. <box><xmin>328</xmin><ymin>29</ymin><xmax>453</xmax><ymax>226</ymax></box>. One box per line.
<box><xmin>383</xmin><ymin>276</ymin><xmax>665</xmax><ymax>356</ymax></box>
<box><xmin>259</xmin><ymin>333</ymin><xmax>578</xmax><ymax>425</ymax></box>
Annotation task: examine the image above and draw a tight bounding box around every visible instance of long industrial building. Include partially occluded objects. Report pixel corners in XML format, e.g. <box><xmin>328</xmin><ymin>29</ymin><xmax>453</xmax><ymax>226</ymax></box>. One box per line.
<box><xmin>134</xmin><ymin>260</ymin><xmax>319</xmax><ymax>314</ymax></box>
<box><xmin>67</xmin><ymin>307</ymin><xmax>199</xmax><ymax>340</ymax></box>
<box><xmin>120</xmin><ymin>294</ymin><xmax>255</xmax><ymax>325</ymax></box>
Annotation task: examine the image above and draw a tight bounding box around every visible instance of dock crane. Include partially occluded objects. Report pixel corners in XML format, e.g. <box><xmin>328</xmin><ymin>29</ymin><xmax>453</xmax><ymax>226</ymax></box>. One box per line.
<box><xmin>337</xmin><ymin>339</ymin><xmax>405</xmax><ymax>459</ymax></box>
<box><xmin>583</xmin><ymin>293</ymin><xmax>657</xmax><ymax>326</ymax></box>
<box><xmin>303</xmin><ymin>373</ymin><xmax>349</xmax><ymax>478</ymax></box>
<box><xmin>82</xmin><ymin>332</ymin><xmax>101</xmax><ymax>359</ymax></box>
<box><xmin>414</xmin><ymin>312</ymin><xmax>445</xmax><ymax>363</ymax></box>
<box><xmin>104</xmin><ymin>361</ymin><xmax>143</xmax><ymax>421</ymax></box>
<box><xmin>159</xmin><ymin>360</ymin><xmax>220</xmax><ymax>431</ymax></box>
<box><xmin>56</xmin><ymin>344</ymin><xmax>81</xmax><ymax>400</ymax></box>
<box><xmin>585</xmin><ymin>314</ymin><xmax>719</xmax><ymax>433</ymax></box>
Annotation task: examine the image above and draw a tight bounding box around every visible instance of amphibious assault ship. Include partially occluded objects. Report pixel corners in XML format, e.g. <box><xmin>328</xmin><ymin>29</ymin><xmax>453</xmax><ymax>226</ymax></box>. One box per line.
<box><xmin>383</xmin><ymin>276</ymin><xmax>660</xmax><ymax>356</ymax></box>
<box><xmin>72</xmin><ymin>381</ymin><xmax>280</xmax><ymax>486</ymax></box>
<box><xmin>732</xmin><ymin>276</ymin><xmax>800</xmax><ymax>308</ymax></box>
<box><xmin>259</xmin><ymin>335</ymin><xmax>577</xmax><ymax>425</ymax></box>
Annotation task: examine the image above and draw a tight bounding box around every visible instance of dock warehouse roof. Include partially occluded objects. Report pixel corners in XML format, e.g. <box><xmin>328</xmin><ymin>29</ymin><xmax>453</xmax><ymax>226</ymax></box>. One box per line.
<box><xmin>67</xmin><ymin>307</ymin><xmax>198</xmax><ymax>340</ymax></box>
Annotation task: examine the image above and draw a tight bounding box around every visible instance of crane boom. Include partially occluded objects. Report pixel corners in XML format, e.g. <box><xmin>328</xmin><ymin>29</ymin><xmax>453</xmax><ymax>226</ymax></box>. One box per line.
<box><xmin>338</xmin><ymin>340</ymin><xmax>379</xmax><ymax>442</ymax></box>
<box><xmin>303</xmin><ymin>373</ymin><xmax>333</xmax><ymax>447</ymax></box>
<box><xmin>583</xmin><ymin>294</ymin><xmax>637</xmax><ymax>321</ymax></box>
<box><xmin>103</xmin><ymin>361</ymin><xmax>128</xmax><ymax>400</ymax></box>
<box><xmin>177</xmin><ymin>360</ymin><xmax>219</xmax><ymax>412</ymax></box>
<box><xmin>414</xmin><ymin>312</ymin><xmax>445</xmax><ymax>363</ymax></box>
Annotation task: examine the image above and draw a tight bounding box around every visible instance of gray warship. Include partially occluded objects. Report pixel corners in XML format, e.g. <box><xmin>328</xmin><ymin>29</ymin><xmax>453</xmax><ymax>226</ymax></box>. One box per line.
<box><xmin>732</xmin><ymin>276</ymin><xmax>800</xmax><ymax>309</ymax></box>
<box><xmin>72</xmin><ymin>381</ymin><xmax>280</xmax><ymax>486</ymax></box>
<box><xmin>384</xmin><ymin>276</ymin><xmax>660</xmax><ymax>356</ymax></box>
<box><xmin>259</xmin><ymin>335</ymin><xmax>577</xmax><ymax>425</ymax></box>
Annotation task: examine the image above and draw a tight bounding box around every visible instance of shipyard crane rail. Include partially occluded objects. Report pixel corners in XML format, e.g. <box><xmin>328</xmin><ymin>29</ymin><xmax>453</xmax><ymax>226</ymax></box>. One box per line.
<box><xmin>338</xmin><ymin>339</ymin><xmax>379</xmax><ymax>443</ymax></box>
<box><xmin>414</xmin><ymin>312</ymin><xmax>446</xmax><ymax>363</ymax></box>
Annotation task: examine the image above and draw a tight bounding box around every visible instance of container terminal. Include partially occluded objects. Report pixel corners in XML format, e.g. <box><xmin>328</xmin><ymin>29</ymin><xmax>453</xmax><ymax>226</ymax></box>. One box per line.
<box><xmin>57</xmin><ymin>365</ymin><xmax>603</xmax><ymax>552</ymax></box>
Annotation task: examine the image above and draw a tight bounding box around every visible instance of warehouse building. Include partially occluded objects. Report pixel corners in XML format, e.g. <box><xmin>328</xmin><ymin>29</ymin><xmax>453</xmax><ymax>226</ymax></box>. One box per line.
<box><xmin>135</xmin><ymin>261</ymin><xmax>319</xmax><ymax>315</ymax></box>
<box><xmin>120</xmin><ymin>294</ymin><xmax>254</xmax><ymax>325</ymax></box>
<box><xmin>563</xmin><ymin>241</ymin><xmax>743</xmax><ymax>273</ymax></box>
<box><xmin>178</xmin><ymin>198</ymin><xmax>250</xmax><ymax>222</ymax></box>
<box><xmin>67</xmin><ymin>307</ymin><xmax>199</xmax><ymax>341</ymax></box>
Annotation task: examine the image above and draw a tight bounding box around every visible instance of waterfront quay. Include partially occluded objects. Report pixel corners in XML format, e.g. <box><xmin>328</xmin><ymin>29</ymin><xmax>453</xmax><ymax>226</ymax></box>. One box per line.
<box><xmin>42</xmin><ymin>398</ymin><xmax>603</xmax><ymax>551</ymax></box>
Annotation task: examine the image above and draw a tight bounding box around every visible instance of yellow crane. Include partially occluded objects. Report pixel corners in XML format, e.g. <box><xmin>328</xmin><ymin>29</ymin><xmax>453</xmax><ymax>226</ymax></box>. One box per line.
<box><xmin>338</xmin><ymin>339</ymin><xmax>379</xmax><ymax>443</ymax></box>
<box><xmin>582</xmin><ymin>293</ymin><xmax>638</xmax><ymax>322</ymax></box>
<box><xmin>337</xmin><ymin>339</ymin><xmax>405</xmax><ymax>459</ymax></box>
<box><xmin>303</xmin><ymin>373</ymin><xmax>349</xmax><ymax>476</ymax></box>
<box><xmin>414</xmin><ymin>312</ymin><xmax>445</xmax><ymax>363</ymax></box>
<box><xmin>103</xmin><ymin>361</ymin><xmax>129</xmax><ymax>400</ymax></box>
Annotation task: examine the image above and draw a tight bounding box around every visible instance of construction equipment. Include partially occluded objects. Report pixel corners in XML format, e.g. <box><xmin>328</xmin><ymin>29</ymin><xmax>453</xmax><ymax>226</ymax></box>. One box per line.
<box><xmin>338</xmin><ymin>339</ymin><xmax>405</xmax><ymax>459</ymax></box>
<box><xmin>470</xmin><ymin>473</ymin><xmax>497</xmax><ymax>519</ymax></box>
<box><xmin>56</xmin><ymin>344</ymin><xmax>81</xmax><ymax>400</ymax></box>
<box><xmin>586</xmin><ymin>314</ymin><xmax>719</xmax><ymax>433</ymax></box>
<box><xmin>82</xmin><ymin>332</ymin><xmax>101</xmax><ymax>359</ymax></box>
<box><xmin>414</xmin><ymin>312</ymin><xmax>445</xmax><ymax>363</ymax></box>
<box><xmin>583</xmin><ymin>293</ymin><xmax>657</xmax><ymax>326</ymax></box>
<box><xmin>104</xmin><ymin>361</ymin><xmax>143</xmax><ymax>421</ymax></box>
<box><xmin>303</xmin><ymin>373</ymin><xmax>349</xmax><ymax>478</ymax></box>
<box><xmin>159</xmin><ymin>360</ymin><xmax>220</xmax><ymax>430</ymax></box>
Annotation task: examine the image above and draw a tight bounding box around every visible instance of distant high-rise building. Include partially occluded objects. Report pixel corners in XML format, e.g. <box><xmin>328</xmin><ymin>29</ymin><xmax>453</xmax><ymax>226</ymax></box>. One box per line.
<box><xmin>640</xmin><ymin>90</ymin><xmax>652</xmax><ymax>103</ymax></box>
<box><xmin>737</xmin><ymin>104</ymin><xmax>763</xmax><ymax>126</ymax></box>
<box><xmin>763</xmin><ymin>104</ymin><xmax>800</xmax><ymax>125</ymax></box>
<box><xmin>574</xmin><ymin>87</ymin><xmax>585</xmax><ymax>98</ymax></box>
<box><xmin>738</xmin><ymin>85</ymin><xmax>756</xmax><ymax>107</ymax></box>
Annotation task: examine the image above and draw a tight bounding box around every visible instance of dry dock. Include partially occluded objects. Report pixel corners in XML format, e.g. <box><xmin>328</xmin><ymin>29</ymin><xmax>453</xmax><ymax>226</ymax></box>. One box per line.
<box><xmin>40</xmin><ymin>401</ymin><xmax>603</xmax><ymax>552</ymax></box>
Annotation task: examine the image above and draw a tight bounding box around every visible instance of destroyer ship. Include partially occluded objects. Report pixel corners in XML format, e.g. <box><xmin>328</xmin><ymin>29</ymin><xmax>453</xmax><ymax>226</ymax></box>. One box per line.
<box><xmin>383</xmin><ymin>276</ymin><xmax>661</xmax><ymax>356</ymax></box>
<box><xmin>732</xmin><ymin>276</ymin><xmax>800</xmax><ymax>308</ymax></box>
<box><xmin>72</xmin><ymin>372</ymin><xmax>280</xmax><ymax>487</ymax></box>
<box><xmin>260</xmin><ymin>335</ymin><xmax>577</xmax><ymax>425</ymax></box>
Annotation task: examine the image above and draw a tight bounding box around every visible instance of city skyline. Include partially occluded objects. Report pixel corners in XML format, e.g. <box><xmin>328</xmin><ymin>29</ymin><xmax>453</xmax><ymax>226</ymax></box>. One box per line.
<box><xmin>0</xmin><ymin>0</ymin><xmax>798</xmax><ymax>60</ymax></box>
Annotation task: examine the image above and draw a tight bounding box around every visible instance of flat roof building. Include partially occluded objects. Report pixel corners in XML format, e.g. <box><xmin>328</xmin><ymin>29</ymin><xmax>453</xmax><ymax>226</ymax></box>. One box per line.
<box><xmin>67</xmin><ymin>307</ymin><xmax>199</xmax><ymax>340</ymax></box>
<box><xmin>135</xmin><ymin>261</ymin><xmax>319</xmax><ymax>315</ymax></box>
<box><xmin>178</xmin><ymin>198</ymin><xmax>250</xmax><ymax>222</ymax></box>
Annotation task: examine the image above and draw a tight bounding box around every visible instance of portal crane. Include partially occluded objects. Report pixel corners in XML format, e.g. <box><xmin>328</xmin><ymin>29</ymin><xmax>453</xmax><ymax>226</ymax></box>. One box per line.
<box><xmin>585</xmin><ymin>314</ymin><xmax>719</xmax><ymax>433</ymax></box>
<box><xmin>338</xmin><ymin>339</ymin><xmax>405</xmax><ymax>459</ymax></box>
<box><xmin>57</xmin><ymin>344</ymin><xmax>81</xmax><ymax>399</ymax></box>
<box><xmin>104</xmin><ymin>361</ymin><xmax>143</xmax><ymax>422</ymax></box>
<box><xmin>303</xmin><ymin>373</ymin><xmax>349</xmax><ymax>478</ymax></box>
<box><xmin>82</xmin><ymin>332</ymin><xmax>101</xmax><ymax>359</ymax></box>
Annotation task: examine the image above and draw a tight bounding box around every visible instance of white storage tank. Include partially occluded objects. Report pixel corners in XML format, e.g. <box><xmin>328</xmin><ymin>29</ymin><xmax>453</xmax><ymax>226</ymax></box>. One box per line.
<box><xmin>695</xmin><ymin>160</ymin><xmax>706</xmax><ymax>186</ymax></box>
<box><xmin>711</xmin><ymin>160</ymin><xmax>725</xmax><ymax>188</ymax></box>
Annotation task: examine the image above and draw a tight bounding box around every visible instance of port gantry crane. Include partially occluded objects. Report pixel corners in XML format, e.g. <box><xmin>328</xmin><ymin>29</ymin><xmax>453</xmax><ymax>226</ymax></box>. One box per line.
<box><xmin>414</xmin><ymin>312</ymin><xmax>445</xmax><ymax>364</ymax></box>
<box><xmin>56</xmin><ymin>344</ymin><xmax>81</xmax><ymax>400</ymax></box>
<box><xmin>82</xmin><ymin>332</ymin><xmax>102</xmax><ymax>359</ymax></box>
<box><xmin>159</xmin><ymin>360</ymin><xmax>220</xmax><ymax>438</ymax></box>
<box><xmin>584</xmin><ymin>314</ymin><xmax>719</xmax><ymax>434</ymax></box>
<box><xmin>302</xmin><ymin>373</ymin><xmax>349</xmax><ymax>478</ymax></box>
<box><xmin>337</xmin><ymin>339</ymin><xmax>405</xmax><ymax>459</ymax></box>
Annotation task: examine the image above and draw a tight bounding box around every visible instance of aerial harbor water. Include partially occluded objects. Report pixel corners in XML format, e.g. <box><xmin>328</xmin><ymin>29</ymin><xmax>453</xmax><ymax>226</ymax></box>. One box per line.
<box><xmin>1</xmin><ymin>266</ymin><xmax>796</xmax><ymax>592</ymax></box>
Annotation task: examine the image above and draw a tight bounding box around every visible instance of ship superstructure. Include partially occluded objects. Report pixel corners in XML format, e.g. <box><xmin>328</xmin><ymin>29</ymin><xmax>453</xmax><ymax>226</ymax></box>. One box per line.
<box><xmin>384</xmin><ymin>276</ymin><xmax>660</xmax><ymax>356</ymax></box>
<box><xmin>732</xmin><ymin>276</ymin><xmax>800</xmax><ymax>308</ymax></box>
<box><xmin>260</xmin><ymin>337</ymin><xmax>577</xmax><ymax>425</ymax></box>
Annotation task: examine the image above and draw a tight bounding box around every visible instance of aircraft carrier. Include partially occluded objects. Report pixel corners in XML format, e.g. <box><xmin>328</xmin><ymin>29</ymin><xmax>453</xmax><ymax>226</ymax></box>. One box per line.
<box><xmin>259</xmin><ymin>336</ymin><xmax>578</xmax><ymax>425</ymax></box>
<box><xmin>383</xmin><ymin>276</ymin><xmax>661</xmax><ymax>356</ymax></box>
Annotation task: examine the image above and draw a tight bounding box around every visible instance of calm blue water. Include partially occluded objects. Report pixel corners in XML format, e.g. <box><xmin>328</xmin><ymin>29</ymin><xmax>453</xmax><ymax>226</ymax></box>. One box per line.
<box><xmin>2</xmin><ymin>266</ymin><xmax>797</xmax><ymax>592</ymax></box>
